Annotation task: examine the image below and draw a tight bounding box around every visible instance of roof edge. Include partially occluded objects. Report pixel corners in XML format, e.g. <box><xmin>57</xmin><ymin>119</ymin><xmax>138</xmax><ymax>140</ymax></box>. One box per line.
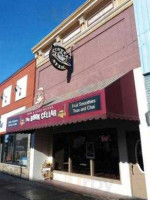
<box><xmin>0</xmin><ymin>59</ymin><xmax>35</xmax><ymax>87</ymax></box>
<box><xmin>31</xmin><ymin>0</ymin><xmax>98</xmax><ymax>53</ymax></box>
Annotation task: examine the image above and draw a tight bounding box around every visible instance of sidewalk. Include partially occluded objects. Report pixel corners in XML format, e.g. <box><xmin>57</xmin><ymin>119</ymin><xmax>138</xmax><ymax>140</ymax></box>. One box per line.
<box><xmin>0</xmin><ymin>173</ymin><xmax>144</xmax><ymax>200</ymax></box>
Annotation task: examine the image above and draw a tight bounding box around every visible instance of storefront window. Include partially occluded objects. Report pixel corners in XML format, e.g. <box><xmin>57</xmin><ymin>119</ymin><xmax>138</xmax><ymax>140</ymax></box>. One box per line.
<box><xmin>53</xmin><ymin>134</ymin><xmax>69</xmax><ymax>172</ymax></box>
<box><xmin>53</xmin><ymin>129</ymin><xmax>120</xmax><ymax>180</ymax></box>
<box><xmin>14</xmin><ymin>134</ymin><xmax>28</xmax><ymax>166</ymax></box>
<box><xmin>2</xmin><ymin>135</ymin><xmax>15</xmax><ymax>164</ymax></box>
<box><xmin>2</xmin><ymin>134</ymin><xmax>28</xmax><ymax>166</ymax></box>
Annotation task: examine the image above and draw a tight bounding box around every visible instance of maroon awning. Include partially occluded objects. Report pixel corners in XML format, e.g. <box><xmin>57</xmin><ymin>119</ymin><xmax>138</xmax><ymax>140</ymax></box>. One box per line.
<box><xmin>6</xmin><ymin>70</ymin><xmax>139</xmax><ymax>133</ymax></box>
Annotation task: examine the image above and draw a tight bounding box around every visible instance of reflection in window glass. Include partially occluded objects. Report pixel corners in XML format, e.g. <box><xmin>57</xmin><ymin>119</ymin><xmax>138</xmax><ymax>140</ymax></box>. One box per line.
<box><xmin>53</xmin><ymin>129</ymin><xmax>120</xmax><ymax>180</ymax></box>
<box><xmin>54</xmin><ymin>135</ymin><xmax>69</xmax><ymax>172</ymax></box>
<box><xmin>94</xmin><ymin>130</ymin><xmax>120</xmax><ymax>179</ymax></box>
<box><xmin>2</xmin><ymin>135</ymin><xmax>15</xmax><ymax>163</ymax></box>
<box><xmin>2</xmin><ymin>134</ymin><xmax>28</xmax><ymax>166</ymax></box>
<box><xmin>15</xmin><ymin>134</ymin><xmax>28</xmax><ymax>166</ymax></box>
<box><xmin>72</xmin><ymin>135</ymin><xmax>90</xmax><ymax>175</ymax></box>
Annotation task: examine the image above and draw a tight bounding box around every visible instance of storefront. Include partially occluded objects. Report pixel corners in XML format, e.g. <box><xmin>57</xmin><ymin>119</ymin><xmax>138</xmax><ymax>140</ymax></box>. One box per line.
<box><xmin>5</xmin><ymin>0</ymin><xmax>148</xmax><ymax>198</ymax></box>
<box><xmin>6</xmin><ymin>70</ymin><xmax>146</xmax><ymax>197</ymax></box>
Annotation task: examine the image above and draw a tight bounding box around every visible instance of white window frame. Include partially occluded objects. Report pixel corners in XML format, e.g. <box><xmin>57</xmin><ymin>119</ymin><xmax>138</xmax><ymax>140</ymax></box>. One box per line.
<box><xmin>15</xmin><ymin>75</ymin><xmax>28</xmax><ymax>101</ymax></box>
<box><xmin>2</xmin><ymin>85</ymin><xmax>12</xmax><ymax>107</ymax></box>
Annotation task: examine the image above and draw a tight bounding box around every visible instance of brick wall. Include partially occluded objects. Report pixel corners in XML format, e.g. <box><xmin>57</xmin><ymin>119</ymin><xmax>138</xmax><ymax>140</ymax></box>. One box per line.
<box><xmin>0</xmin><ymin>60</ymin><xmax>36</xmax><ymax>178</ymax></box>
<box><xmin>36</xmin><ymin>6</ymin><xmax>140</xmax><ymax>102</ymax></box>
<box><xmin>0</xmin><ymin>59</ymin><xmax>36</xmax><ymax>116</ymax></box>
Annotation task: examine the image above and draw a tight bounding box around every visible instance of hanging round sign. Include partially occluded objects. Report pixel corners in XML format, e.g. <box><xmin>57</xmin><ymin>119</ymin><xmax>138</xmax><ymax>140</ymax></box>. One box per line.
<box><xmin>49</xmin><ymin>43</ymin><xmax>71</xmax><ymax>71</ymax></box>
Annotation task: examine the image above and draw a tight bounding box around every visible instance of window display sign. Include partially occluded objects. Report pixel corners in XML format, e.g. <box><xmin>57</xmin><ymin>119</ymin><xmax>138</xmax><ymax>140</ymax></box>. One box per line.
<box><xmin>86</xmin><ymin>142</ymin><xmax>95</xmax><ymax>159</ymax></box>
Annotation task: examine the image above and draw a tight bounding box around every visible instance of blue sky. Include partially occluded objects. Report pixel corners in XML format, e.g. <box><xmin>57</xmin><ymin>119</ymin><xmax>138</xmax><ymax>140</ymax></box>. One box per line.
<box><xmin>0</xmin><ymin>0</ymin><xmax>86</xmax><ymax>83</ymax></box>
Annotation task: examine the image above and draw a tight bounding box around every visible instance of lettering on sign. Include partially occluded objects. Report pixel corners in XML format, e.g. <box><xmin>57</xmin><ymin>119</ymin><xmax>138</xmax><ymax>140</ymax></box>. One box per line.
<box><xmin>7</xmin><ymin>117</ymin><xmax>20</xmax><ymax>128</ymax></box>
<box><xmin>49</xmin><ymin>43</ymin><xmax>71</xmax><ymax>71</ymax></box>
<box><xmin>30</xmin><ymin>110</ymin><xmax>57</xmax><ymax>122</ymax></box>
<box><xmin>69</xmin><ymin>95</ymin><xmax>101</xmax><ymax>115</ymax></box>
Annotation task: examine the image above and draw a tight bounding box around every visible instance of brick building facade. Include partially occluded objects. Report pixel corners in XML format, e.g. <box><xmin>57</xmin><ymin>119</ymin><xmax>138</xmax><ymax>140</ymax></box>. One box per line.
<box><xmin>0</xmin><ymin>59</ymin><xmax>36</xmax><ymax>178</ymax></box>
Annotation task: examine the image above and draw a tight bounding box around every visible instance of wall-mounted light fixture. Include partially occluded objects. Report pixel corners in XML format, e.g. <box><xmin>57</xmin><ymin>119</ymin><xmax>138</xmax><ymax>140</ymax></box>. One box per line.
<box><xmin>14</xmin><ymin>85</ymin><xmax>22</xmax><ymax>96</ymax></box>
<box><xmin>0</xmin><ymin>94</ymin><xmax>7</xmax><ymax>103</ymax></box>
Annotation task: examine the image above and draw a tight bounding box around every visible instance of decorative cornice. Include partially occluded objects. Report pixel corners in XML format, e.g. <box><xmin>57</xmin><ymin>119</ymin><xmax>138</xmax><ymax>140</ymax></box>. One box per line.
<box><xmin>32</xmin><ymin>0</ymin><xmax>133</xmax><ymax>67</ymax></box>
<box><xmin>32</xmin><ymin>0</ymin><xmax>99</xmax><ymax>53</ymax></box>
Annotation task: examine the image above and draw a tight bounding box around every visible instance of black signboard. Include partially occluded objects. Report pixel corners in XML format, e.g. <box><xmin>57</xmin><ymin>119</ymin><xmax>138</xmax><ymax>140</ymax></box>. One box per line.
<box><xmin>69</xmin><ymin>95</ymin><xmax>101</xmax><ymax>116</ymax></box>
<box><xmin>49</xmin><ymin>43</ymin><xmax>71</xmax><ymax>71</ymax></box>
<box><xmin>7</xmin><ymin>117</ymin><xmax>20</xmax><ymax>128</ymax></box>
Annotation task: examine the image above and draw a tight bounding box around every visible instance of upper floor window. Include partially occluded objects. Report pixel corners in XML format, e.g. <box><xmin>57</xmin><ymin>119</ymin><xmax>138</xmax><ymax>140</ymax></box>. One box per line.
<box><xmin>15</xmin><ymin>75</ymin><xmax>28</xmax><ymax>101</ymax></box>
<box><xmin>2</xmin><ymin>85</ymin><xmax>12</xmax><ymax>107</ymax></box>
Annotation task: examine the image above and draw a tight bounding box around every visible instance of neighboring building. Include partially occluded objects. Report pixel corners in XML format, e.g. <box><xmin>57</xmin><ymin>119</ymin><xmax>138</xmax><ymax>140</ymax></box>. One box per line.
<box><xmin>5</xmin><ymin>0</ymin><xmax>148</xmax><ymax>199</ymax></box>
<box><xmin>133</xmin><ymin>0</ymin><xmax>150</xmax><ymax>199</ymax></box>
<box><xmin>0</xmin><ymin>59</ymin><xmax>36</xmax><ymax>178</ymax></box>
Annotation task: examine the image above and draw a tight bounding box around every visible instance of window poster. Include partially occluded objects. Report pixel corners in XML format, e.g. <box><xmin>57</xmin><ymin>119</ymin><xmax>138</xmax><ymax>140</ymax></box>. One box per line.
<box><xmin>86</xmin><ymin>142</ymin><xmax>95</xmax><ymax>159</ymax></box>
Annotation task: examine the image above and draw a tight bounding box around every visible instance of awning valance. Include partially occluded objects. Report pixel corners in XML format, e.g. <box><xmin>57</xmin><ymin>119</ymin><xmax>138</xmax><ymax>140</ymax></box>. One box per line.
<box><xmin>6</xmin><ymin>70</ymin><xmax>139</xmax><ymax>133</ymax></box>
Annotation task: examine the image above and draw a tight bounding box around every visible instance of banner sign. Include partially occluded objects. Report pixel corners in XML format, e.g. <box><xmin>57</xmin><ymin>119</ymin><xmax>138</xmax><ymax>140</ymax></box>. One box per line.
<box><xmin>6</xmin><ymin>90</ymin><xmax>106</xmax><ymax>133</ymax></box>
<box><xmin>69</xmin><ymin>95</ymin><xmax>101</xmax><ymax>115</ymax></box>
<box><xmin>7</xmin><ymin>117</ymin><xmax>20</xmax><ymax>128</ymax></box>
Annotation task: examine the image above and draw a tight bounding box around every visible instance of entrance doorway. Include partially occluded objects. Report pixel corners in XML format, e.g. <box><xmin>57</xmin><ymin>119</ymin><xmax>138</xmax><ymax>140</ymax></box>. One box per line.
<box><xmin>126</xmin><ymin>131</ymin><xmax>147</xmax><ymax>199</ymax></box>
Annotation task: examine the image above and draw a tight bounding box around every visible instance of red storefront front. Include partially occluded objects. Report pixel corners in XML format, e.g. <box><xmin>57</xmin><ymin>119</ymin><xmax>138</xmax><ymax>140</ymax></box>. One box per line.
<box><xmin>6</xmin><ymin>69</ymin><xmax>141</xmax><ymax>196</ymax></box>
<box><xmin>7</xmin><ymin>71</ymin><xmax>138</xmax><ymax>134</ymax></box>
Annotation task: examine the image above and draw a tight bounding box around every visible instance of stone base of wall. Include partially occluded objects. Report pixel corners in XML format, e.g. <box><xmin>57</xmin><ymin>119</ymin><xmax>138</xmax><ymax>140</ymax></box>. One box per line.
<box><xmin>0</xmin><ymin>163</ymin><xmax>29</xmax><ymax>179</ymax></box>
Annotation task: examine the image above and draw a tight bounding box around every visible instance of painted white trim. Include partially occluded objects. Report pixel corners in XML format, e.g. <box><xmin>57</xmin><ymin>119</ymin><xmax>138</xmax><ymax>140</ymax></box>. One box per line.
<box><xmin>133</xmin><ymin>68</ymin><xmax>150</xmax><ymax>200</ymax></box>
<box><xmin>15</xmin><ymin>75</ymin><xmax>28</xmax><ymax>101</ymax></box>
<box><xmin>2</xmin><ymin>85</ymin><xmax>12</xmax><ymax>107</ymax></box>
<box><xmin>63</xmin><ymin>27</ymin><xmax>81</xmax><ymax>44</ymax></box>
<box><xmin>53</xmin><ymin>171</ymin><xmax>131</xmax><ymax>196</ymax></box>
<box><xmin>29</xmin><ymin>134</ymin><xmax>35</xmax><ymax>180</ymax></box>
<box><xmin>44</xmin><ymin>50</ymin><xmax>49</xmax><ymax>57</ymax></box>
<box><xmin>53</xmin><ymin>128</ymin><xmax>132</xmax><ymax>197</ymax></box>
